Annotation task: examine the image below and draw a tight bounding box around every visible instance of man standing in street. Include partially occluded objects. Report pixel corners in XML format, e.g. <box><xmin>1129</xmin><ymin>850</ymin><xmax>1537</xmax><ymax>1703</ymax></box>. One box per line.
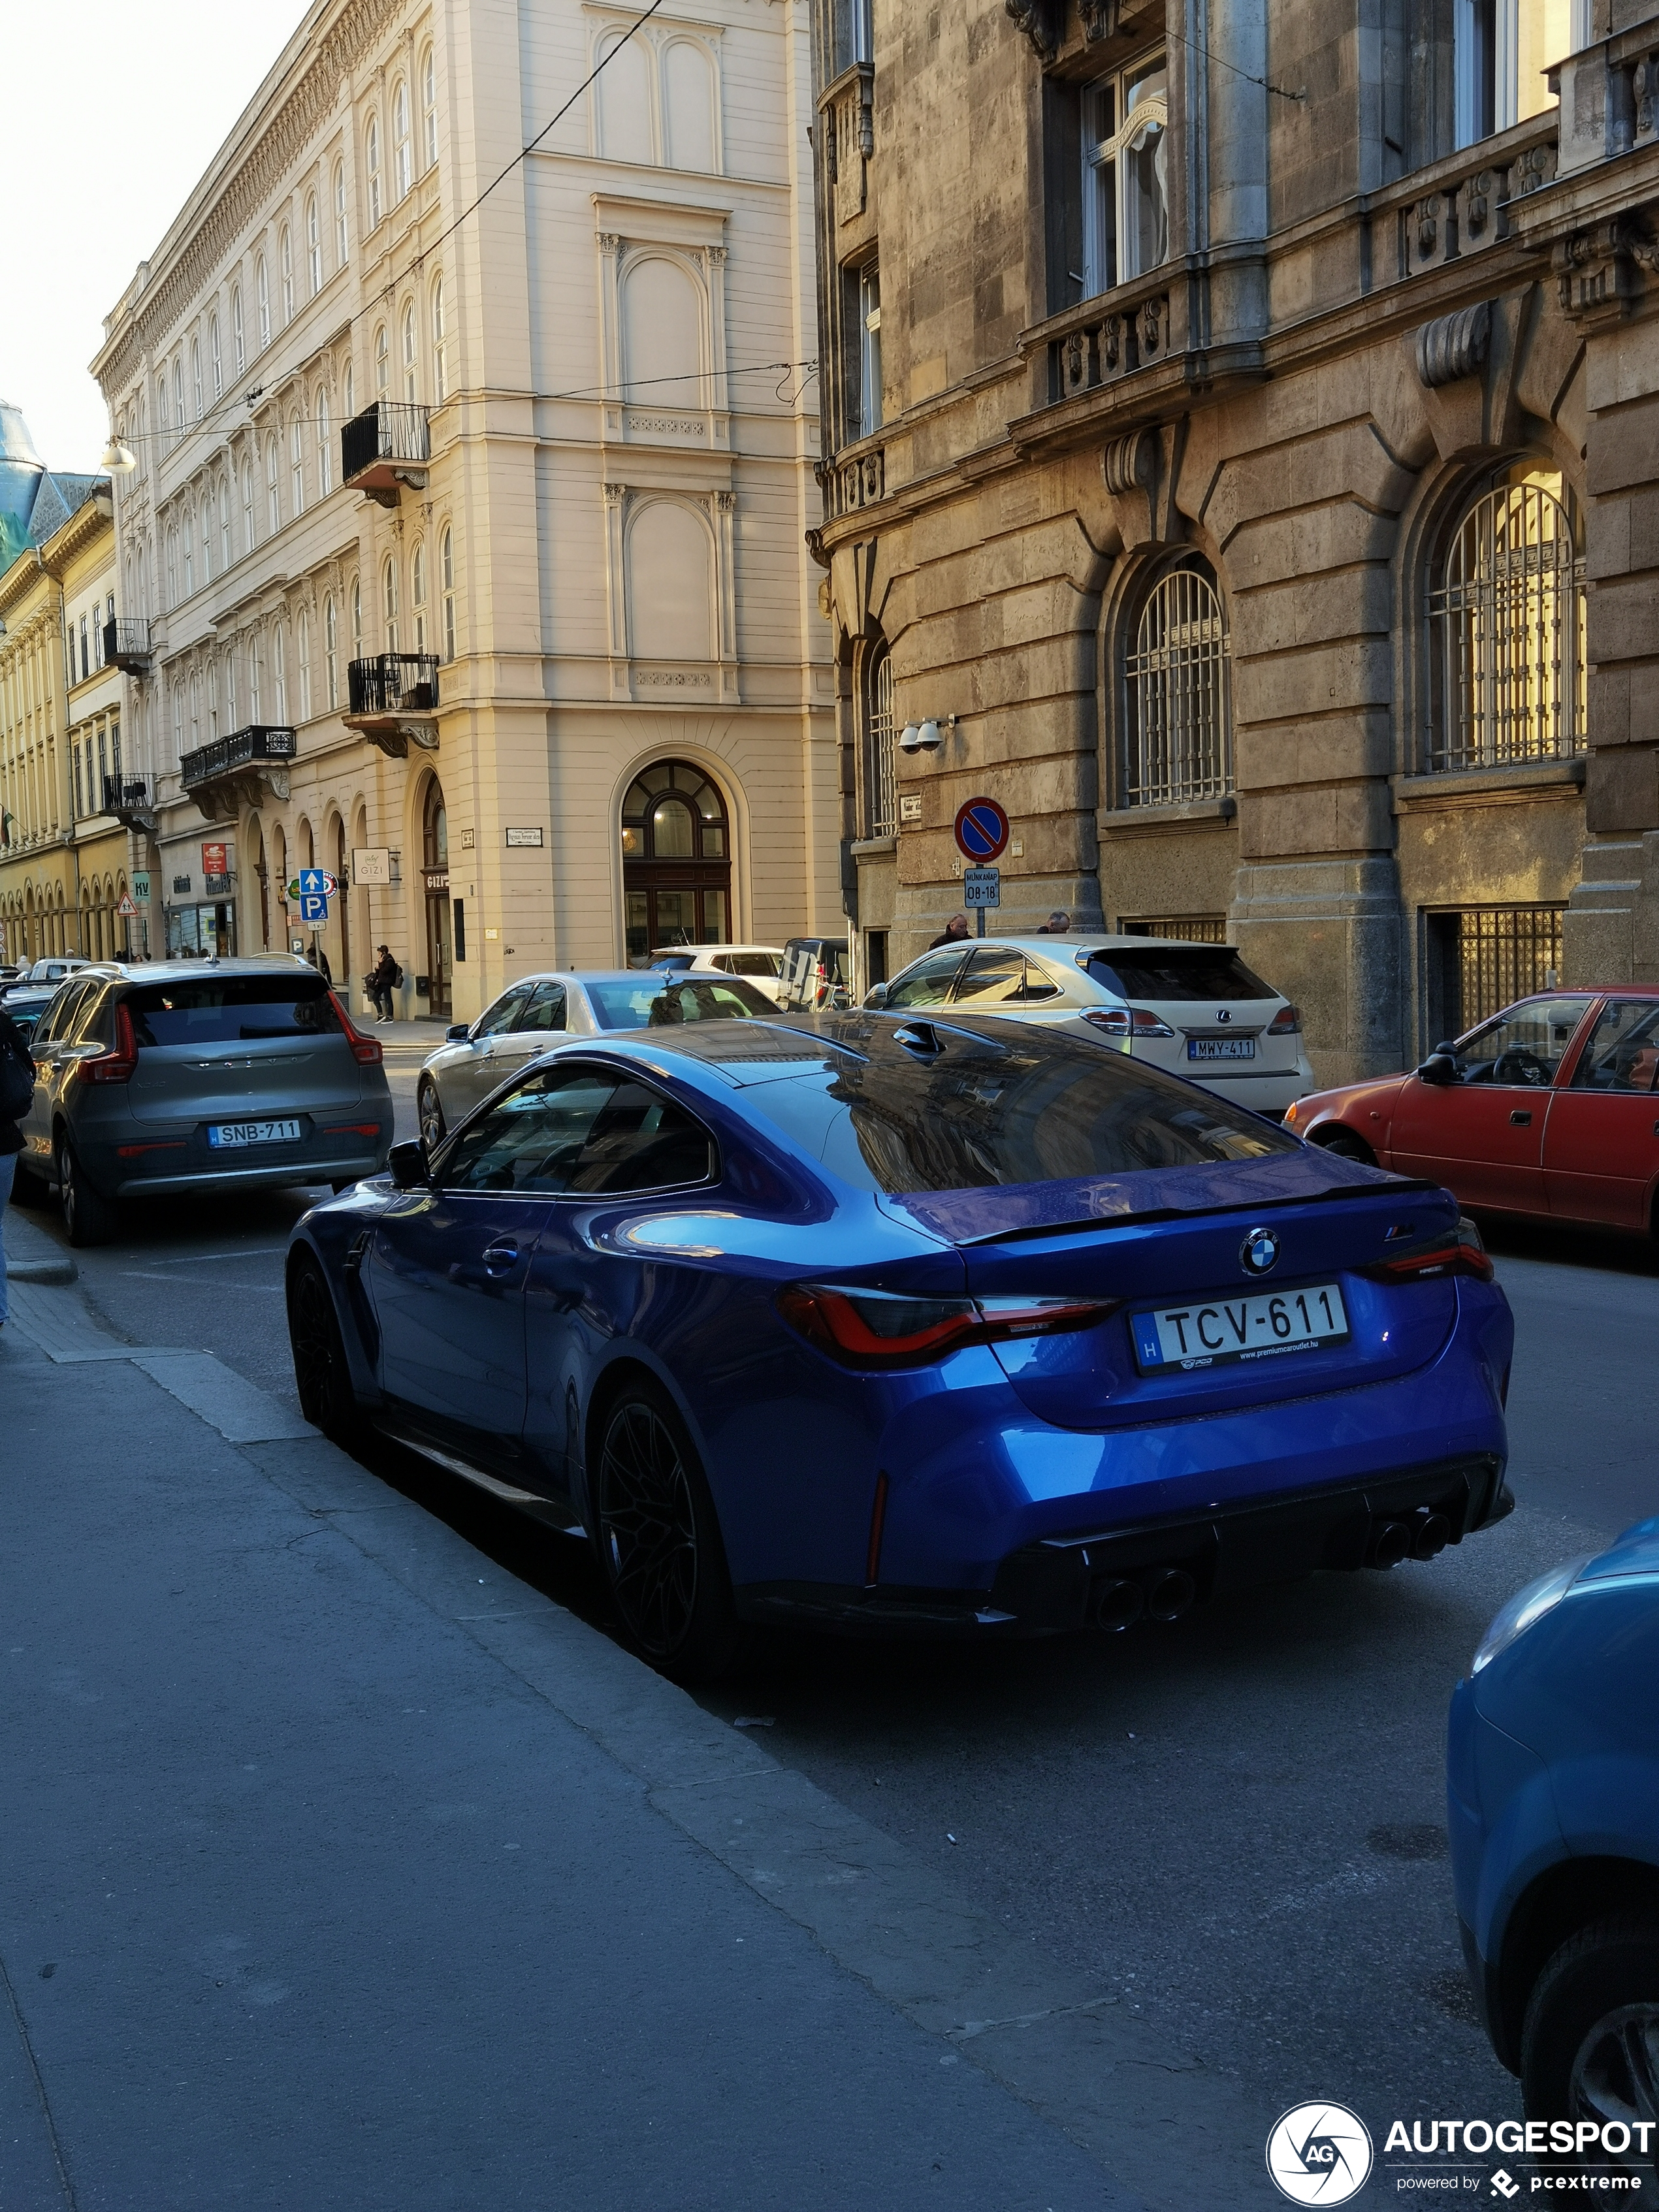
<box><xmin>368</xmin><ymin>945</ymin><xmax>400</xmax><ymax>1023</ymax></box>
<box><xmin>1035</xmin><ymin>910</ymin><xmax>1071</xmax><ymax>935</ymax></box>
<box><xmin>928</xmin><ymin>913</ymin><xmax>970</xmax><ymax>951</ymax></box>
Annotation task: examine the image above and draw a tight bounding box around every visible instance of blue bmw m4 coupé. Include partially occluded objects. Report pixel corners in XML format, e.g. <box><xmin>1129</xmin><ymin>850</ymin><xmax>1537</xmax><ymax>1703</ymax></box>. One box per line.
<box><xmin>285</xmin><ymin>1011</ymin><xmax>1515</xmax><ymax>1678</ymax></box>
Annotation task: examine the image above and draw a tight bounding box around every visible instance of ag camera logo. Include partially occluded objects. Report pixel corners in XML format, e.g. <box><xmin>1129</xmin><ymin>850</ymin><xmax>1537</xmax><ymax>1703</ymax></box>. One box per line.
<box><xmin>1266</xmin><ymin>2102</ymin><xmax>1374</xmax><ymax>2205</ymax></box>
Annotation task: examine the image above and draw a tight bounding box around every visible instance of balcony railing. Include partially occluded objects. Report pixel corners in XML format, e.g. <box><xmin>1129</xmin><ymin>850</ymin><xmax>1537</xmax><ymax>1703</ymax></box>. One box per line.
<box><xmin>347</xmin><ymin>654</ymin><xmax>439</xmax><ymax>716</ymax></box>
<box><xmin>102</xmin><ymin>775</ymin><xmax>155</xmax><ymax>827</ymax></box>
<box><xmin>1037</xmin><ymin>265</ymin><xmax>1177</xmax><ymax>408</ymax></box>
<box><xmin>103</xmin><ymin>617</ymin><xmax>152</xmax><ymax>674</ymax></box>
<box><xmin>341</xmin><ymin>401</ymin><xmax>431</xmax><ymax>504</ymax></box>
<box><xmin>180</xmin><ymin>724</ymin><xmax>297</xmax><ymax>790</ymax></box>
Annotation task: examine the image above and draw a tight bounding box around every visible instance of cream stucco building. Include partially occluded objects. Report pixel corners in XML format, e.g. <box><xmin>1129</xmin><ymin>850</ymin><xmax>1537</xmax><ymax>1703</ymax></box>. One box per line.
<box><xmin>93</xmin><ymin>0</ymin><xmax>835</xmax><ymax>1023</ymax></box>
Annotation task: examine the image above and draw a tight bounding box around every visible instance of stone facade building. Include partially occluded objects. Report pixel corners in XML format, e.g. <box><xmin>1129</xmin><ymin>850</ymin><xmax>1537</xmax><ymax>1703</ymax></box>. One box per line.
<box><xmin>809</xmin><ymin>0</ymin><xmax>1659</xmax><ymax>1082</ymax></box>
<box><xmin>92</xmin><ymin>0</ymin><xmax>833</xmax><ymax>1025</ymax></box>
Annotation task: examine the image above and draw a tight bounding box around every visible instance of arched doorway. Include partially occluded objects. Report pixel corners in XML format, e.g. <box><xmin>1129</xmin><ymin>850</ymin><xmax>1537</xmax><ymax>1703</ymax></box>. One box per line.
<box><xmin>620</xmin><ymin>760</ymin><xmax>732</xmax><ymax>964</ymax></box>
<box><xmin>421</xmin><ymin>775</ymin><xmax>451</xmax><ymax>1017</ymax></box>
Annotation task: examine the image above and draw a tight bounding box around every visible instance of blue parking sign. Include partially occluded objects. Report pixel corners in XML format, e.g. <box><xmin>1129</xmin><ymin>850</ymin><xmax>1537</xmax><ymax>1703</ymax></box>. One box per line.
<box><xmin>300</xmin><ymin>892</ymin><xmax>328</xmax><ymax>923</ymax></box>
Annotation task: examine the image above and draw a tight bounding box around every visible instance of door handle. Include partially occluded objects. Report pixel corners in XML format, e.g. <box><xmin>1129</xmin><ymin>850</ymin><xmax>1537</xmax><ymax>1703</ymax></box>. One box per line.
<box><xmin>482</xmin><ymin>1241</ymin><xmax>520</xmax><ymax>1275</ymax></box>
<box><xmin>1510</xmin><ymin>1110</ymin><xmax>1532</xmax><ymax>1125</ymax></box>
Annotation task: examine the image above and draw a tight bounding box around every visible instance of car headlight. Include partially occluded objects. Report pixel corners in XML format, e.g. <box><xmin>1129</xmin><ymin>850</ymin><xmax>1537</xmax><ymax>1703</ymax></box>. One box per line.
<box><xmin>1471</xmin><ymin>1557</ymin><xmax>1590</xmax><ymax>1674</ymax></box>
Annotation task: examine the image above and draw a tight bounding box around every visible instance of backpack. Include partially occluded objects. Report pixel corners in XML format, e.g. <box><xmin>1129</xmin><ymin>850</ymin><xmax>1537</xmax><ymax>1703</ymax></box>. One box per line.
<box><xmin>0</xmin><ymin>1028</ymin><xmax>33</xmax><ymax>1123</ymax></box>
<box><xmin>391</xmin><ymin>961</ymin><xmax>404</xmax><ymax>989</ymax></box>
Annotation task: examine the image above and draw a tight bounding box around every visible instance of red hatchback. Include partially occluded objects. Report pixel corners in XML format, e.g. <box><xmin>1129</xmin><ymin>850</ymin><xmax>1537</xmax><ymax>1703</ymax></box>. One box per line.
<box><xmin>1288</xmin><ymin>989</ymin><xmax>1659</xmax><ymax>1236</ymax></box>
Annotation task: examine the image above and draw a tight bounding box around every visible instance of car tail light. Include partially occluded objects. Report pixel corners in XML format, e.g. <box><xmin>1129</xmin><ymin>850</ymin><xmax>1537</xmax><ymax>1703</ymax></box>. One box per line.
<box><xmin>330</xmin><ymin>991</ymin><xmax>383</xmax><ymax>1066</ymax></box>
<box><xmin>76</xmin><ymin>1001</ymin><xmax>138</xmax><ymax>1084</ymax></box>
<box><xmin>1266</xmin><ymin>1004</ymin><xmax>1302</xmax><ymax>1035</ymax></box>
<box><xmin>1084</xmin><ymin>1007</ymin><xmax>1175</xmax><ymax>1040</ymax></box>
<box><xmin>776</xmin><ymin>1283</ymin><xmax>1119</xmax><ymax>1369</ymax></box>
<box><xmin>1363</xmin><ymin>1215</ymin><xmax>1493</xmax><ymax>1285</ymax></box>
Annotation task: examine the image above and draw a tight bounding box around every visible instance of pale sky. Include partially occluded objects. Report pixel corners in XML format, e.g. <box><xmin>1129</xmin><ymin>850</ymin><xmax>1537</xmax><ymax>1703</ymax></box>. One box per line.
<box><xmin>1</xmin><ymin>1</ymin><xmax>302</xmax><ymax>474</ymax></box>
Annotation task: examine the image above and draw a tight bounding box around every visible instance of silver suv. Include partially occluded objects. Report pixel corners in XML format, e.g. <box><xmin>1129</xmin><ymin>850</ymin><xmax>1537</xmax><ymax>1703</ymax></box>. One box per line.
<box><xmin>15</xmin><ymin>957</ymin><xmax>394</xmax><ymax>1244</ymax></box>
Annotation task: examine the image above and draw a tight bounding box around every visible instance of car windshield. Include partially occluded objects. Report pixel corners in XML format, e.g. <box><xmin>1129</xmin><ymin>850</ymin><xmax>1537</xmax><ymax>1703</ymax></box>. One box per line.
<box><xmin>1082</xmin><ymin>946</ymin><xmax>1278</xmax><ymax>1002</ymax></box>
<box><xmin>123</xmin><ymin>976</ymin><xmax>342</xmax><ymax>1046</ymax></box>
<box><xmin>587</xmin><ymin>976</ymin><xmax>773</xmax><ymax>1028</ymax></box>
<box><xmin>739</xmin><ymin>1024</ymin><xmax>1295</xmax><ymax>1193</ymax></box>
<box><xmin>1447</xmin><ymin>997</ymin><xmax>1592</xmax><ymax>1085</ymax></box>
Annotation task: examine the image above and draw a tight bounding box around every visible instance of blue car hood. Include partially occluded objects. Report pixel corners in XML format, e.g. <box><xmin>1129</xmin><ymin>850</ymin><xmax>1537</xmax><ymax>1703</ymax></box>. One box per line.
<box><xmin>1579</xmin><ymin>1517</ymin><xmax>1659</xmax><ymax>1584</ymax></box>
<box><xmin>880</xmin><ymin>1144</ymin><xmax>1438</xmax><ymax>1247</ymax></box>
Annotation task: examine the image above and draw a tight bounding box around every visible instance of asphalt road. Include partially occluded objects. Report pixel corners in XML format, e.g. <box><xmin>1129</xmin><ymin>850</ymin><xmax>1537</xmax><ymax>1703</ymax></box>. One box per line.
<box><xmin>10</xmin><ymin>1045</ymin><xmax>1655</xmax><ymax>2148</ymax></box>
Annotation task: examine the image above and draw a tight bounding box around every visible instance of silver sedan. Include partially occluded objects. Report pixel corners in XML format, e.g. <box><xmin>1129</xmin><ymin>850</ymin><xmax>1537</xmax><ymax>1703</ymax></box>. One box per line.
<box><xmin>415</xmin><ymin>969</ymin><xmax>777</xmax><ymax>1146</ymax></box>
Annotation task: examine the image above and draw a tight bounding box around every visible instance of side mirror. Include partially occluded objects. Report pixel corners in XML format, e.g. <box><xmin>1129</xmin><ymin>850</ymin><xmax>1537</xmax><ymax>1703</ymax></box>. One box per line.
<box><xmin>1415</xmin><ymin>1052</ymin><xmax>1457</xmax><ymax>1086</ymax></box>
<box><xmin>445</xmin><ymin>1023</ymin><xmax>471</xmax><ymax>1043</ymax></box>
<box><xmin>387</xmin><ymin>1138</ymin><xmax>430</xmax><ymax>1189</ymax></box>
<box><xmin>863</xmin><ymin>982</ymin><xmax>889</xmax><ymax>1010</ymax></box>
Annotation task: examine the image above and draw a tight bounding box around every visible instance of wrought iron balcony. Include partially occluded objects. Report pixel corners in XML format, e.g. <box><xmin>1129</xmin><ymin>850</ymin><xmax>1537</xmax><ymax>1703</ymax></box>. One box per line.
<box><xmin>340</xmin><ymin>401</ymin><xmax>430</xmax><ymax>507</ymax></box>
<box><xmin>179</xmin><ymin>725</ymin><xmax>296</xmax><ymax>822</ymax></box>
<box><xmin>343</xmin><ymin>654</ymin><xmax>440</xmax><ymax>758</ymax></box>
<box><xmin>103</xmin><ymin>617</ymin><xmax>153</xmax><ymax>674</ymax></box>
<box><xmin>102</xmin><ymin>775</ymin><xmax>156</xmax><ymax>831</ymax></box>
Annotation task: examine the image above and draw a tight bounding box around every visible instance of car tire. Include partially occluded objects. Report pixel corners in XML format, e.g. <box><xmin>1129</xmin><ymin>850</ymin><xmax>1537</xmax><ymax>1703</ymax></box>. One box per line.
<box><xmin>56</xmin><ymin>1138</ymin><xmax>118</xmax><ymax>1248</ymax></box>
<box><xmin>590</xmin><ymin>1379</ymin><xmax>743</xmax><ymax>1684</ymax></box>
<box><xmin>417</xmin><ymin>1078</ymin><xmax>445</xmax><ymax>1150</ymax></box>
<box><xmin>1317</xmin><ymin>1128</ymin><xmax>1377</xmax><ymax>1166</ymax></box>
<box><xmin>286</xmin><ymin>1254</ymin><xmax>363</xmax><ymax>1447</ymax></box>
<box><xmin>1521</xmin><ymin>1915</ymin><xmax>1659</xmax><ymax>2145</ymax></box>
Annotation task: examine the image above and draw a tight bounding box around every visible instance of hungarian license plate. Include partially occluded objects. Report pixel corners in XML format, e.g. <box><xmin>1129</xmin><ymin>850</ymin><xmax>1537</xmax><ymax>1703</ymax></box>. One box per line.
<box><xmin>208</xmin><ymin>1118</ymin><xmax>304</xmax><ymax>1149</ymax></box>
<box><xmin>1187</xmin><ymin>1036</ymin><xmax>1255</xmax><ymax>1061</ymax></box>
<box><xmin>1131</xmin><ymin>1282</ymin><xmax>1349</xmax><ymax>1373</ymax></box>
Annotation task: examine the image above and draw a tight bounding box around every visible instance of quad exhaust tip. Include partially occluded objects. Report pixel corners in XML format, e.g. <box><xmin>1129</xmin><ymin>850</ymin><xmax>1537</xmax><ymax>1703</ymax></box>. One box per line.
<box><xmin>1091</xmin><ymin>1565</ymin><xmax>1197</xmax><ymax>1633</ymax></box>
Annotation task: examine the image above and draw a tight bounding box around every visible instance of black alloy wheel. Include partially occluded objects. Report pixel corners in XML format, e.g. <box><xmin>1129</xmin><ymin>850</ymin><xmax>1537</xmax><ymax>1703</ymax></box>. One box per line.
<box><xmin>1522</xmin><ymin>1916</ymin><xmax>1659</xmax><ymax>2192</ymax></box>
<box><xmin>417</xmin><ymin>1078</ymin><xmax>446</xmax><ymax>1150</ymax></box>
<box><xmin>593</xmin><ymin>1385</ymin><xmax>741</xmax><ymax>1682</ymax></box>
<box><xmin>287</xmin><ymin>1255</ymin><xmax>362</xmax><ymax>1445</ymax></box>
<box><xmin>56</xmin><ymin>1138</ymin><xmax>118</xmax><ymax>1248</ymax></box>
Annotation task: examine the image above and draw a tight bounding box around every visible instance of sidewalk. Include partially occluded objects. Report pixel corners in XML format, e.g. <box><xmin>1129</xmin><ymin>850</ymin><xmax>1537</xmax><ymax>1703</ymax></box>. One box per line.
<box><xmin>0</xmin><ymin>1229</ymin><xmax>1269</xmax><ymax>2210</ymax></box>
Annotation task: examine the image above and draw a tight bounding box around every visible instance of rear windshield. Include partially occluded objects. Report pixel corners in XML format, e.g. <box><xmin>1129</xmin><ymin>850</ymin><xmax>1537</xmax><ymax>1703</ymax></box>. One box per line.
<box><xmin>741</xmin><ymin>1028</ymin><xmax>1295</xmax><ymax>1194</ymax></box>
<box><xmin>587</xmin><ymin>976</ymin><xmax>773</xmax><ymax>1029</ymax></box>
<box><xmin>1084</xmin><ymin>947</ymin><xmax>1278</xmax><ymax>1002</ymax></box>
<box><xmin>124</xmin><ymin>976</ymin><xmax>342</xmax><ymax>1047</ymax></box>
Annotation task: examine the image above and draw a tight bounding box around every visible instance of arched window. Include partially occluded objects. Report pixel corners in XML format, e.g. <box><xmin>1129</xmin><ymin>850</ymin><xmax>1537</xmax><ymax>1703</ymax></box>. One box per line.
<box><xmin>366</xmin><ymin>113</ymin><xmax>382</xmax><ymax>227</ymax></box>
<box><xmin>306</xmin><ymin>195</ymin><xmax>321</xmax><ymax>295</ymax></box>
<box><xmin>411</xmin><ymin>537</ymin><xmax>427</xmax><ymax>650</ymax></box>
<box><xmin>208</xmin><ymin>658</ymin><xmax>219</xmax><ymax>737</ymax></box>
<box><xmin>351</xmin><ymin>574</ymin><xmax>362</xmax><ymax>656</ymax></box>
<box><xmin>861</xmin><ymin>641</ymin><xmax>895</xmax><ymax>839</ymax></box>
<box><xmin>256</xmin><ymin>255</ymin><xmax>270</xmax><ymax>348</ymax></box>
<box><xmin>265</xmin><ymin>434</ymin><xmax>281</xmax><ymax>536</ymax></box>
<box><xmin>343</xmin><ymin>357</ymin><xmax>355</xmax><ymax>419</ymax></box>
<box><xmin>393</xmin><ymin>79</ymin><xmax>411</xmax><ymax>199</ymax></box>
<box><xmin>231</xmin><ymin>285</ymin><xmax>245</xmax><ymax>372</ymax></box>
<box><xmin>401</xmin><ymin>300</ymin><xmax>418</xmax><ymax>402</ymax></box>
<box><xmin>209</xmin><ymin>312</ymin><xmax>223</xmax><ymax>398</ymax></box>
<box><xmin>289</xmin><ymin>411</ymin><xmax>304</xmax><ymax>517</ymax></box>
<box><xmin>182</xmin><ymin>513</ymin><xmax>195</xmax><ymax>598</ymax></box>
<box><xmin>334</xmin><ymin>160</ymin><xmax>348</xmax><ymax>267</ymax></box>
<box><xmin>1425</xmin><ymin>462</ymin><xmax>1587</xmax><ymax>773</ymax></box>
<box><xmin>272</xmin><ymin>621</ymin><xmax>288</xmax><ymax>723</ymax></box>
<box><xmin>190</xmin><ymin>338</ymin><xmax>203</xmax><ymax>420</ymax></box>
<box><xmin>240</xmin><ymin>456</ymin><xmax>255</xmax><ymax>551</ymax></box>
<box><xmin>374</xmin><ymin>324</ymin><xmax>389</xmax><ymax>397</ymax></box>
<box><xmin>157</xmin><ymin>372</ymin><xmax>171</xmax><ymax>447</ymax></box>
<box><xmin>199</xmin><ymin>493</ymin><xmax>214</xmax><ymax>585</ymax></box>
<box><xmin>172</xmin><ymin>359</ymin><xmax>184</xmax><ymax>444</ymax></box>
<box><xmin>421</xmin><ymin>775</ymin><xmax>453</xmax><ymax>1016</ymax></box>
<box><xmin>297</xmin><ymin>607</ymin><xmax>312</xmax><ymax>721</ymax></box>
<box><xmin>317</xmin><ymin>389</ymin><xmax>332</xmax><ymax>495</ymax></box>
<box><xmin>280</xmin><ymin>225</ymin><xmax>293</xmax><ymax>323</ymax></box>
<box><xmin>422</xmin><ymin>44</ymin><xmax>438</xmax><ymax>167</ymax></box>
<box><xmin>383</xmin><ymin>555</ymin><xmax>399</xmax><ymax>649</ymax></box>
<box><xmin>1123</xmin><ymin>555</ymin><xmax>1232</xmax><ymax>807</ymax></box>
<box><xmin>620</xmin><ymin>761</ymin><xmax>732</xmax><ymax>959</ymax></box>
<box><xmin>219</xmin><ymin>475</ymin><xmax>231</xmax><ymax>573</ymax></box>
<box><xmin>441</xmin><ymin>525</ymin><xmax>455</xmax><ymax>662</ymax></box>
<box><xmin>324</xmin><ymin>593</ymin><xmax>339</xmax><ymax>707</ymax></box>
<box><xmin>189</xmin><ymin>673</ymin><xmax>201</xmax><ymax>750</ymax></box>
<box><xmin>430</xmin><ymin>276</ymin><xmax>448</xmax><ymax>404</ymax></box>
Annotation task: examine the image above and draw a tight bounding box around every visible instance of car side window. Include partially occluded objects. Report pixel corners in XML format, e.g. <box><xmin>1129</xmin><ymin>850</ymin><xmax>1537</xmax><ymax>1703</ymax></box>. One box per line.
<box><xmin>439</xmin><ymin>1066</ymin><xmax>623</xmax><ymax>1194</ymax></box>
<box><xmin>564</xmin><ymin>1078</ymin><xmax>717</xmax><ymax>1195</ymax></box>
<box><xmin>516</xmin><ymin>982</ymin><xmax>567</xmax><ymax>1034</ymax></box>
<box><xmin>35</xmin><ymin>983</ymin><xmax>89</xmax><ymax>1047</ymax></box>
<box><xmin>67</xmin><ymin>986</ymin><xmax>112</xmax><ymax>1043</ymax></box>
<box><xmin>1571</xmin><ymin>1000</ymin><xmax>1659</xmax><ymax>1093</ymax></box>
<box><xmin>1449</xmin><ymin>997</ymin><xmax>1592</xmax><ymax>1087</ymax></box>
<box><xmin>886</xmin><ymin>950</ymin><xmax>969</xmax><ymax>1010</ymax></box>
<box><xmin>952</xmin><ymin>948</ymin><xmax>1064</xmax><ymax>1006</ymax></box>
<box><xmin>472</xmin><ymin>986</ymin><xmax>530</xmax><ymax>1040</ymax></box>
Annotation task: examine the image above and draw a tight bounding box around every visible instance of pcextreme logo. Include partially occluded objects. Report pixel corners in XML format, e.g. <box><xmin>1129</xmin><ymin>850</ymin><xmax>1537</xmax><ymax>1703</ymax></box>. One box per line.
<box><xmin>1267</xmin><ymin>2102</ymin><xmax>1376</xmax><ymax>2204</ymax></box>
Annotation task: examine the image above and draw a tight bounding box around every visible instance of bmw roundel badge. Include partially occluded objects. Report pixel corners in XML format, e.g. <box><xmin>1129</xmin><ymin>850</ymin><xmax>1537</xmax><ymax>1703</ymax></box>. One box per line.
<box><xmin>1241</xmin><ymin>1226</ymin><xmax>1280</xmax><ymax>1275</ymax></box>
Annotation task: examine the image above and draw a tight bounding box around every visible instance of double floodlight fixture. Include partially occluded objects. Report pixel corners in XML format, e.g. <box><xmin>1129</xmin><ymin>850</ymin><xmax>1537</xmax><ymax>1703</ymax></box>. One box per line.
<box><xmin>899</xmin><ymin>713</ymin><xmax>958</xmax><ymax>754</ymax></box>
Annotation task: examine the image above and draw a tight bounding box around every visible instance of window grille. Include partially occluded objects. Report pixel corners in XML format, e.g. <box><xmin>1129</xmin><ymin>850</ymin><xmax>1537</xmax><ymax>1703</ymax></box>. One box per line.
<box><xmin>1119</xmin><ymin>914</ymin><xmax>1227</xmax><ymax>943</ymax></box>
<box><xmin>1123</xmin><ymin>560</ymin><xmax>1232</xmax><ymax>807</ymax></box>
<box><xmin>1426</xmin><ymin>469</ymin><xmax>1586</xmax><ymax>773</ymax></box>
<box><xmin>1428</xmin><ymin>903</ymin><xmax>1566</xmax><ymax>1038</ymax></box>
<box><xmin>863</xmin><ymin>645</ymin><xmax>895</xmax><ymax>839</ymax></box>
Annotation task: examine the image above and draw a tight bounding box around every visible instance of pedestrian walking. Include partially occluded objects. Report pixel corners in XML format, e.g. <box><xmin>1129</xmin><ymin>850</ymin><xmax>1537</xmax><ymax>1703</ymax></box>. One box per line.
<box><xmin>928</xmin><ymin>913</ymin><xmax>971</xmax><ymax>950</ymax></box>
<box><xmin>307</xmin><ymin>942</ymin><xmax>333</xmax><ymax>986</ymax></box>
<box><xmin>368</xmin><ymin>944</ymin><xmax>401</xmax><ymax>1023</ymax></box>
<box><xmin>0</xmin><ymin>1002</ymin><xmax>32</xmax><ymax>1332</ymax></box>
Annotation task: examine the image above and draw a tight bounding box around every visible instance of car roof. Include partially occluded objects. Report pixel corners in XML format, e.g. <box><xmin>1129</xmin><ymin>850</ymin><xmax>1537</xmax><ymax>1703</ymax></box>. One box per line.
<box><xmin>912</xmin><ymin>934</ymin><xmax>1238</xmax><ymax>957</ymax></box>
<box><xmin>89</xmin><ymin>956</ymin><xmax>316</xmax><ymax>986</ymax></box>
